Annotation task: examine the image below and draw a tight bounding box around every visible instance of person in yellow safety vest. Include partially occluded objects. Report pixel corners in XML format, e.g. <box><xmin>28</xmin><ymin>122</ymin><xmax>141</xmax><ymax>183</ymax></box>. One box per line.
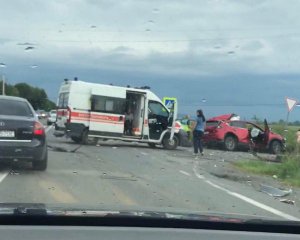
<box><xmin>181</xmin><ymin>115</ymin><xmax>192</xmax><ymax>141</ymax></box>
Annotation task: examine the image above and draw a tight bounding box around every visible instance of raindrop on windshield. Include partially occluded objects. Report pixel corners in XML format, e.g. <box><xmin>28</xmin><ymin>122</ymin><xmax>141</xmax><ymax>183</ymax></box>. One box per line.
<box><xmin>202</xmin><ymin>98</ymin><xmax>207</xmax><ymax>103</ymax></box>
<box><xmin>152</xmin><ymin>8</ymin><xmax>160</xmax><ymax>14</ymax></box>
<box><xmin>145</xmin><ymin>29</ymin><xmax>151</xmax><ymax>32</ymax></box>
<box><xmin>148</xmin><ymin>20</ymin><xmax>155</xmax><ymax>24</ymax></box>
<box><xmin>90</xmin><ymin>25</ymin><xmax>97</xmax><ymax>28</ymax></box>
<box><xmin>30</xmin><ymin>65</ymin><xmax>38</xmax><ymax>69</ymax></box>
<box><xmin>0</xmin><ymin>63</ymin><xmax>6</xmax><ymax>68</ymax></box>
<box><xmin>227</xmin><ymin>51</ymin><xmax>235</xmax><ymax>55</ymax></box>
<box><xmin>17</xmin><ymin>42</ymin><xmax>35</xmax><ymax>46</ymax></box>
<box><xmin>24</xmin><ymin>46</ymin><xmax>35</xmax><ymax>51</ymax></box>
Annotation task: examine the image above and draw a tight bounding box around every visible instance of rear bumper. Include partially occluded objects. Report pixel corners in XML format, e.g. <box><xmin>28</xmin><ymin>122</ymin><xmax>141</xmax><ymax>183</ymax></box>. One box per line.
<box><xmin>54</xmin><ymin>124</ymin><xmax>66</xmax><ymax>137</ymax></box>
<box><xmin>0</xmin><ymin>139</ymin><xmax>46</xmax><ymax>161</ymax></box>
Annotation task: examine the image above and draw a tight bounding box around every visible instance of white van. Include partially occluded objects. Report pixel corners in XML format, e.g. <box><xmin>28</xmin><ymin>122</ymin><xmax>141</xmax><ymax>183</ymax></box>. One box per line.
<box><xmin>54</xmin><ymin>79</ymin><xmax>189</xmax><ymax>149</ymax></box>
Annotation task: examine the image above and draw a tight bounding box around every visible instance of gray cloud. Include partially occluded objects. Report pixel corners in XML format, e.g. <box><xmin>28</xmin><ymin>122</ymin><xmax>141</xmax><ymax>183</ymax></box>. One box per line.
<box><xmin>1</xmin><ymin>0</ymin><xmax>300</xmax><ymax>120</ymax></box>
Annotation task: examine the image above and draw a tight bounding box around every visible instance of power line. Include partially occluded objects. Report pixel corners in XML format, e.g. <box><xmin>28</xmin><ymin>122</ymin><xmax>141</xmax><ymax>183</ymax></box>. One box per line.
<box><xmin>32</xmin><ymin>32</ymin><xmax>300</xmax><ymax>44</ymax></box>
<box><xmin>43</xmin><ymin>25</ymin><xmax>300</xmax><ymax>33</ymax></box>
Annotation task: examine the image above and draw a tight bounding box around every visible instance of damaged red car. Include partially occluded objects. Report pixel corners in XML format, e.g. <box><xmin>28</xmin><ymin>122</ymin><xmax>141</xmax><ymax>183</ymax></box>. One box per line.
<box><xmin>203</xmin><ymin>114</ymin><xmax>285</xmax><ymax>154</ymax></box>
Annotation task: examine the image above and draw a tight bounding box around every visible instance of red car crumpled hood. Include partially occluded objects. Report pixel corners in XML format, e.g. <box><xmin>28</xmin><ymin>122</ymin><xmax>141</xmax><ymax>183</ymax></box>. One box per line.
<box><xmin>208</xmin><ymin>113</ymin><xmax>238</xmax><ymax>121</ymax></box>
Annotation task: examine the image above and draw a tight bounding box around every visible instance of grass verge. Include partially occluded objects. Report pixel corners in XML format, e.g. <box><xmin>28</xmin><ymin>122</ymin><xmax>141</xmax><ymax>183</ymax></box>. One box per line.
<box><xmin>234</xmin><ymin>155</ymin><xmax>300</xmax><ymax>187</ymax></box>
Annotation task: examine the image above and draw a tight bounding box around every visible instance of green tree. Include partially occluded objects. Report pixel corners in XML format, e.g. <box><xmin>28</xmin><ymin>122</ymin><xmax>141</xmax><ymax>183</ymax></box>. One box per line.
<box><xmin>0</xmin><ymin>81</ymin><xmax>20</xmax><ymax>96</ymax></box>
<box><xmin>14</xmin><ymin>83</ymin><xmax>32</xmax><ymax>99</ymax></box>
<box><xmin>13</xmin><ymin>82</ymin><xmax>56</xmax><ymax>110</ymax></box>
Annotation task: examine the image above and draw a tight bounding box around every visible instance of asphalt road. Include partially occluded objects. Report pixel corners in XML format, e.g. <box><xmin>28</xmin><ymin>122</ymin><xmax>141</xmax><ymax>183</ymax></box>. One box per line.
<box><xmin>0</xmin><ymin>123</ymin><xmax>299</xmax><ymax>221</ymax></box>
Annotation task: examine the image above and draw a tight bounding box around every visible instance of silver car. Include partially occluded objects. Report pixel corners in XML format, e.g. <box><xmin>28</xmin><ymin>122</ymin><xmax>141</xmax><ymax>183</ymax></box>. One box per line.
<box><xmin>47</xmin><ymin>110</ymin><xmax>57</xmax><ymax>125</ymax></box>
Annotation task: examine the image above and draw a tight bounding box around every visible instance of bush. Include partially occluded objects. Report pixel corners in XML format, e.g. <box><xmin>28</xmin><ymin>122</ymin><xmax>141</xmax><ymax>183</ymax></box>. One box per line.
<box><xmin>234</xmin><ymin>154</ymin><xmax>300</xmax><ymax>186</ymax></box>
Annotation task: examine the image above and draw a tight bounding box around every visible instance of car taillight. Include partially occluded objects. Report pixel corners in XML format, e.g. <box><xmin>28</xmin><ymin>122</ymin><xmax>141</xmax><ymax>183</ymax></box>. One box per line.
<box><xmin>34</xmin><ymin>122</ymin><xmax>45</xmax><ymax>135</ymax></box>
<box><xmin>67</xmin><ymin>107</ymin><xmax>71</xmax><ymax>123</ymax></box>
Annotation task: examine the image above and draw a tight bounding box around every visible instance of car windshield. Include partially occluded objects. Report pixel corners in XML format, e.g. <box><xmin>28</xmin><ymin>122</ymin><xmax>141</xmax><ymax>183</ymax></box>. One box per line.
<box><xmin>0</xmin><ymin>99</ymin><xmax>33</xmax><ymax>117</ymax></box>
<box><xmin>0</xmin><ymin>0</ymin><xmax>300</xmax><ymax>225</ymax></box>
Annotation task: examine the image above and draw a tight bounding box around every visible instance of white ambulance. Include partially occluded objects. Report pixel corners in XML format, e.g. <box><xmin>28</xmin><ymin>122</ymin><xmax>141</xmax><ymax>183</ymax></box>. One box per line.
<box><xmin>54</xmin><ymin>79</ymin><xmax>189</xmax><ymax>149</ymax></box>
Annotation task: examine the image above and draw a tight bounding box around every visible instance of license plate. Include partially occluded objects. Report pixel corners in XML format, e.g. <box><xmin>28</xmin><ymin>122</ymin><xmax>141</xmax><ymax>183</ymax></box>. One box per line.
<box><xmin>0</xmin><ymin>131</ymin><xmax>15</xmax><ymax>138</ymax></box>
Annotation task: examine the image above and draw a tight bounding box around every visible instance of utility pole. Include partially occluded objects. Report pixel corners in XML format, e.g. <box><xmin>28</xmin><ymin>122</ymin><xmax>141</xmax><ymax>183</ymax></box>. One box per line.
<box><xmin>1</xmin><ymin>75</ymin><xmax>5</xmax><ymax>95</ymax></box>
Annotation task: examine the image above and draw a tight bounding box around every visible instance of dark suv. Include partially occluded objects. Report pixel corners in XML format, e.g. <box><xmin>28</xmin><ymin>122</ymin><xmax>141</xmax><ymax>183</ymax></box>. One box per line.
<box><xmin>0</xmin><ymin>96</ymin><xmax>48</xmax><ymax>170</ymax></box>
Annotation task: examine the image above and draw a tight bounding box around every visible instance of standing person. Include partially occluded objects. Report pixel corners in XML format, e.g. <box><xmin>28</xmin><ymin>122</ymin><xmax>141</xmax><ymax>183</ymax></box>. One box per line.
<box><xmin>296</xmin><ymin>129</ymin><xmax>300</xmax><ymax>154</ymax></box>
<box><xmin>124</xmin><ymin>109</ymin><xmax>134</xmax><ymax>135</ymax></box>
<box><xmin>193</xmin><ymin>109</ymin><xmax>206</xmax><ymax>157</ymax></box>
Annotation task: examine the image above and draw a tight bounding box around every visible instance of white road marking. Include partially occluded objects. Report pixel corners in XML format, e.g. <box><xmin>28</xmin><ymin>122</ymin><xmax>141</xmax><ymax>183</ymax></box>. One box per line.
<box><xmin>193</xmin><ymin>161</ymin><xmax>204</xmax><ymax>179</ymax></box>
<box><xmin>192</xmin><ymin>160</ymin><xmax>300</xmax><ymax>221</ymax></box>
<box><xmin>45</xmin><ymin>125</ymin><xmax>53</xmax><ymax>133</ymax></box>
<box><xmin>179</xmin><ymin>170</ymin><xmax>190</xmax><ymax>176</ymax></box>
<box><xmin>0</xmin><ymin>172</ymin><xmax>9</xmax><ymax>184</ymax></box>
<box><xmin>204</xmin><ymin>179</ymin><xmax>300</xmax><ymax>221</ymax></box>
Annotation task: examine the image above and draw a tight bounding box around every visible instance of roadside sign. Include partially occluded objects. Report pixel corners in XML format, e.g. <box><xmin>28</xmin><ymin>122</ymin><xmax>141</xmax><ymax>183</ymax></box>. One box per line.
<box><xmin>162</xmin><ymin>97</ymin><xmax>177</xmax><ymax>112</ymax></box>
<box><xmin>286</xmin><ymin>97</ymin><xmax>298</xmax><ymax>112</ymax></box>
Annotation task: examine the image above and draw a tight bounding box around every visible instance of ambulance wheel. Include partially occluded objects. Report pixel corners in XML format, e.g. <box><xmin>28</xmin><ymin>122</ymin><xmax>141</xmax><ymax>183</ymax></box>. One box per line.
<box><xmin>162</xmin><ymin>134</ymin><xmax>179</xmax><ymax>150</ymax></box>
<box><xmin>71</xmin><ymin>137</ymin><xmax>82</xmax><ymax>143</ymax></box>
<box><xmin>81</xmin><ymin>129</ymin><xmax>89</xmax><ymax>145</ymax></box>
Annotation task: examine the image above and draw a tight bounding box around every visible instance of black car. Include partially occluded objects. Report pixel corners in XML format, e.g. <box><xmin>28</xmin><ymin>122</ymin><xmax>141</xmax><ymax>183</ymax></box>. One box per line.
<box><xmin>0</xmin><ymin>96</ymin><xmax>48</xmax><ymax>170</ymax></box>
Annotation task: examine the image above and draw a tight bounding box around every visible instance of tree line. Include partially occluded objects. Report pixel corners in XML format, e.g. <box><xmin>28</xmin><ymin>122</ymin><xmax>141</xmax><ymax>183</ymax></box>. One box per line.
<box><xmin>251</xmin><ymin>115</ymin><xmax>300</xmax><ymax>126</ymax></box>
<box><xmin>0</xmin><ymin>81</ymin><xmax>56</xmax><ymax>111</ymax></box>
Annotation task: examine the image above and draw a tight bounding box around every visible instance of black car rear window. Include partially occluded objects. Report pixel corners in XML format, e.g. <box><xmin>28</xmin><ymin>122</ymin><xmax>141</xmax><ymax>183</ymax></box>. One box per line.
<box><xmin>0</xmin><ymin>99</ymin><xmax>33</xmax><ymax>117</ymax></box>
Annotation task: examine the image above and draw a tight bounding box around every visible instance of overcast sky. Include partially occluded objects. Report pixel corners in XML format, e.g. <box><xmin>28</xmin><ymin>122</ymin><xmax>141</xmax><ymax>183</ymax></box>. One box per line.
<box><xmin>1</xmin><ymin>0</ymin><xmax>300</xmax><ymax>120</ymax></box>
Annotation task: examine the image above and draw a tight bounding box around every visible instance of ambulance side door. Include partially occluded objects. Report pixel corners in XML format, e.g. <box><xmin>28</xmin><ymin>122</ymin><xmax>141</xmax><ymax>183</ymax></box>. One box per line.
<box><xmin>89</xmin><ymin>95</ymin><xmax>126</xmax><ymax>137</ymax></box>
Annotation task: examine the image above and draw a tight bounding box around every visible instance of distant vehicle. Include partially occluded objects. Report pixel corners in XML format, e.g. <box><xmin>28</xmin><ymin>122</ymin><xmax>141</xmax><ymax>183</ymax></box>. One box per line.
<box><xmin>0</xmin><ymin>96</ymin><xmax>48</xmax><ymax>170</ymax></box>
<box><xmin>36</xmin><ymin>110</ymin><xmax>47</xmax><ymax>119</ymax></box>
<box><xmin>47</xmin><ymin>110</ymin><xmax>57</xmax><ymax>125</ymax></box>
<box><xmin>55</xmin><ymin>79</ymin><xmax>189</xmax><ymax>149</ymax></box>
<box><xmin>203</xmin><ymin>113</ymin><xmax>285</xmax><ymax>154</ymax></box>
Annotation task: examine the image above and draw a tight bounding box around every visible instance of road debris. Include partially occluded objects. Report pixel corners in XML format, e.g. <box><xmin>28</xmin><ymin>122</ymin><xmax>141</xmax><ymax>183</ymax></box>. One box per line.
<box><xmin>48</xmin><ymin>144</ymin><xmax>82</xmax><ymax>153</ymax></box>
<box><xmin>273</xmin><ymin>175</ymin><xmax>278</xmax><ymax>179</ymax></box>
<box><xmin>279</xmin><ymin>199</ymin><xmax>295</xmax><ymax>205</ymax></box>
<box><xmin>260</xmin><ymin>184</ymin><xmax>292</xmax><ymax>197</ymax></box>
<box><xmin>251</xmin><ymin>152</ymin><xmax>282</xmax><ymax>162</ymax></box>
<box><xmin>10</xmin><ymin>170</ymin><xmax>20</xmax><ymax>175</ymax></box>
